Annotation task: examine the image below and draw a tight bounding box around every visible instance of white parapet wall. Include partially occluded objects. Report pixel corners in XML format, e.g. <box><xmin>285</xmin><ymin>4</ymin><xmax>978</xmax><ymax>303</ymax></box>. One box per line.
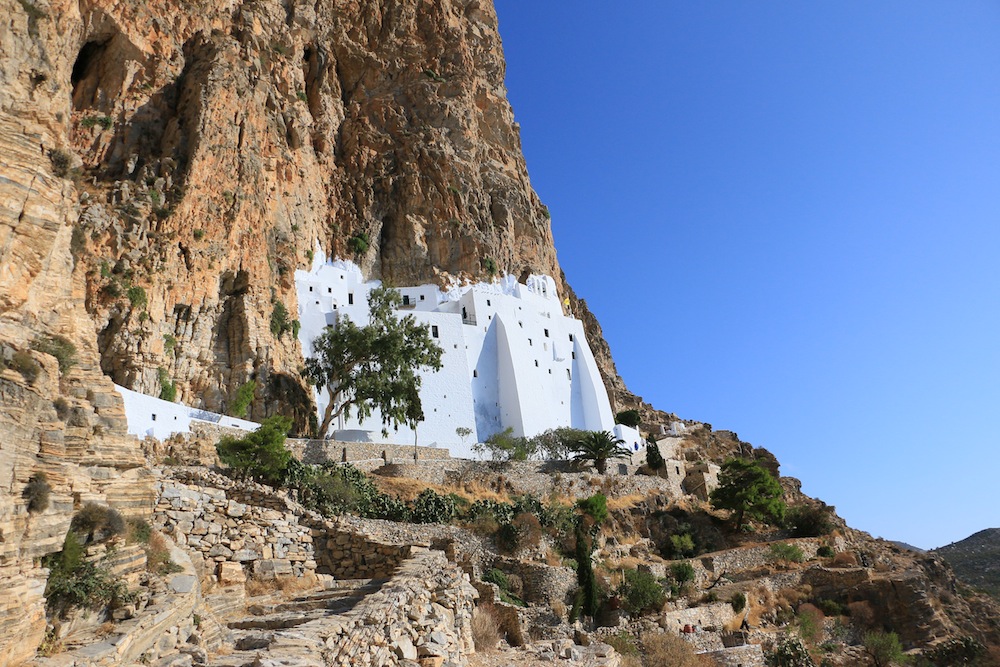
<box><xmin>115</xmin><ymin>385</ymin><xmax>258</xmax><ymax>441</ymax></box>
<box><xmin>295</xmin><ymin>254</ymin><xmax>619</xmax><ymax>458</ymax></box>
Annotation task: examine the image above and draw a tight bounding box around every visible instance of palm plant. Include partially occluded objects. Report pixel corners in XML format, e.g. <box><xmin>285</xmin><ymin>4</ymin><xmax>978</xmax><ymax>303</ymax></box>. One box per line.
<box><xmin>570</xmin><ymin>431</ymin><xmax>632</xmax><ymax>474</ymax></box>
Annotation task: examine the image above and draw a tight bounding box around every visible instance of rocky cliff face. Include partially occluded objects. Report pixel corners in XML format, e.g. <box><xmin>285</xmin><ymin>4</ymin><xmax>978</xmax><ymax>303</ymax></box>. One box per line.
<box><xmin>3</xmin><ymin>0</ymin><xmax>580</xmax><ymax>424</ymax></box>
<box><xmin>0</xmin><ymin>1</ymin><xmax>624</xmax><ymax>659</ymax></box>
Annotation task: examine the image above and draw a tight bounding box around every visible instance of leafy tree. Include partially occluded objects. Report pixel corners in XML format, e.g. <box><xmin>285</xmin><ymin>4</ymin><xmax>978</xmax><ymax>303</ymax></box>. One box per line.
<box><xmin>455</xmin><ymin>426</ymin><xmax>473</xmax><ymax>444</ymax></box>
<box><xmin>532</xmin><ymin>427</ymin><xmax>587</xmax><ymax>460</ymax></box>
<box><xmin>618</xmin><ymin>568</ymin><xmax>665</xmax><ymax>614</ymax></box>
<box><xmin>614</xmin><ymin>409</ymin><xmax>641</xmax><ymax>428</ymax></box>
<box><xmin>230</xmin><ymin>380</ymin><xmax>256</xmax><ymax>418</ymax></box>
<box><xmin>710</xmin><ymin>458</ymin><xmax>786</xmax><ymax>527</ymax></box>
<box><xmin>473</xmin><ymin>427</ymin><xmax>536</xmax><ymax>461</ymax></box>
<box><xmin>577</xmin><ymin>493</ymin><xmax>609</xmax><ymax>525</ymax></box>
<box><xmin>646</xmin><ymin>439</ymin><xmax>665</xmax><ymax>471</ymax></box>
<box><xmin>767</xmin><ymin>635</ymin><xmax>816</xmax><ymax>667</ymax></box>
<box><xmin>863</xmin><ymin>631</ymin><xmax>906</xmax><ymax>667</ymax></box>
<box><xmin>216</xmin><ymin>415</ymin><xmax>293</xmax><ymax>485</ymax></box>
<box><xmin>303</xmin><ymin>287</ymin><xmax>443</xmax><ymax>437</ymax></box>
<box><xmin>570</xmin><ymin>430</ymin><xmax>632</xmax><ymax>474</ymax></box>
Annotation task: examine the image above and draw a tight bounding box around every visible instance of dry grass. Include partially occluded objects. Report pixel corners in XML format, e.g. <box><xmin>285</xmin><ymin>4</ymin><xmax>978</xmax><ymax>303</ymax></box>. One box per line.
<box><xmin>371</xmin><ymin>474</ymin><xmax>512</xmax><ymax>505</ymax></box>
<box><xmin>831</xmin><ymin>551</ymin><xmax>859</xmax><ymax>568</ymax></box>
<box><xmin>641</xmin><ymin>632</ymin><xmax>713</xmax><ymax>667</ymax></box>
<box><xmin>245</xmin><ymin>573</ymin><xmax>318</xmax><ymax>599</ymax></box>
<box><xmin>471</xmin><ymin>603</ymin><xmax>502</xmax><ymax>652</ymax></box>
<box><xmin>94</xmin><ymin>622</ymin><xmax>116</xmax><ymax>638</ymax></box>
<box><xmin>605</xmin><ymin>493</ymin><xmax>645</xmax><ymax>511</ymax></box>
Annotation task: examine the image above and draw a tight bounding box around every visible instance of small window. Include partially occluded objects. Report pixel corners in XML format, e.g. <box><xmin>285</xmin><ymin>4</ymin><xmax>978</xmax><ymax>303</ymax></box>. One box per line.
<box><xmin>572</xmin><ymin>351</ymin><xmax>576</xmax><ymax>359</ymax></box>
<box><xmin>420</xmin><ymin>294</ymin><xmax>425</xmax><ymax>301</ymax></box>
<box><xmin>528</xmin><ymin>339</ymin><xmax>533</xmax><ymax>346</ymax></box>
<box><xmin>473</xmin><ymin>369</ymin><xmax>478</xmax><ymax>378</ymax></box>
<box><xmin>333</xmin><ymin>304</ymin><xmax>338</xmax><ymax>309</ymax></box>
<box><xmin>518</xmin><ymin>321</ymin><xmax>523</xmax><ymax>328</ymax></box>
<box><xmin>454</xmin><ymin>344</ymin><xmax>458</xmax><ymax>349</ymax></box>
<box><xmin>548</xmin><ymin>369</ymin><xmax>552</xmax><ymax>374</ymax></box>
<box><xmin>544</xmin><ymin>328</ymin><xmax>550</xmax><ymax>338</ymax></box>
<box><xmin>309</xmin><ymin>286</ymin><xmax>313</xmax><ymax>292</ymax></box>
<box><xmin>534</xmin><ymin>360</ymin><xmax>539</xmax><ymax>367</ymax></box>
<box><xmin>486</xmin><ymin>299</ymin><xmax>491</xmax><ymax>306</ymax></box>
<box><xmin>432</xmin><ymin>325</ymin><xmax>439</xmax><ymax>338</ymax></box>
<box><xmin>348</xmin><ymin>293</ymin><xmax>354</xmax><ymax>305</ymax></box>
<box><xmin>403</xmin><ymin>295</ymin><xmax>410</xmax><ymax>305</ymax></box>
<box><xmin>328</xmin><ymin>287</ymin><xmax>332</xmax><ymax>293</ymax></box>
<box><xmin>675</xmin><ymin>466</ymin><xmax>681</xmax><ymax>476</ymax></box>
<box><xmin>566</xmin><ymin>369</ymin><xmax>572</xmax><ymax>380</ymax></box>
<box><xmin>151</xmin><ymin>414</ymin><xmax>157</xmax><ymax>421</ymax></box>
<box><xmin>569</xmin><ymin>333</ymin><xmax>574</xmax><ymax>342</ymax></box>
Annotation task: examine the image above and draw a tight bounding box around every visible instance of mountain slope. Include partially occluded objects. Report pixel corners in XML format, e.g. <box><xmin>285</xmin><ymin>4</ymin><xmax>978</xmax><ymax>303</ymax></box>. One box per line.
<box><xmin>934</xmin><ymin>528</ymin><xmax>1000</xmax><ymax>600</ymax></box>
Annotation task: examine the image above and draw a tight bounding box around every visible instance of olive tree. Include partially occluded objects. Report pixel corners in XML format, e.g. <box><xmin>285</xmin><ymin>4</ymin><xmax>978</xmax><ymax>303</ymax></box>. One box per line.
<box><xmin>303</xmin><ymin>287</ymin><xmax>443</xmax><ymax>437</ymax></box>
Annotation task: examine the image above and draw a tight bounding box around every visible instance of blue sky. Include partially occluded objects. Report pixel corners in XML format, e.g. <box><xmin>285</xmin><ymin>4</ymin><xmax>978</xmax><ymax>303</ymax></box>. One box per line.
<box><xmin>493</xmin><ymin>1</ymin><xmax>1000</xmax><ymax>549</ymax></box>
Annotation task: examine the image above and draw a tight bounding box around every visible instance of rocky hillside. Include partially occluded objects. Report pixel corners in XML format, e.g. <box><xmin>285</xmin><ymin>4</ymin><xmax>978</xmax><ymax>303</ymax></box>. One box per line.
<box><xmin>934</xmin><ymin>528</ymin><xmax>1000</xmax><ymax>601</ymax></box>
<box><xmin>2</xmin><ymin>0</ymin><xmax>998</xmax><ymax>664</ymax></box>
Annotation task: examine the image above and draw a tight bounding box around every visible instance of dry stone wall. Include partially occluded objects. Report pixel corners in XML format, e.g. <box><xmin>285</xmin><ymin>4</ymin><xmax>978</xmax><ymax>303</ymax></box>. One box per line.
<box><xmin>153</xmin><ymin>468</ymin><xmax>412</xmax><ymax>581</ymax></box>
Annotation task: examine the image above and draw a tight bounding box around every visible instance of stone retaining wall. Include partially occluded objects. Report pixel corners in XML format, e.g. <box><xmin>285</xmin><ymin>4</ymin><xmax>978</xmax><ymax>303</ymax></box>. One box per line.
<box><xmin>287</xmin><ymin>439</ymin><xmax>452</xmax><ymax>465</ymax></box>
<box><xmin>154</xmin><ymin>468</ymin><xmax>413</xmax><ymax>581</ymax></box>
<box><xmin>322</xmin><ymin>548</ymin><xmax>478</xmax><ymax>666</ymax></box>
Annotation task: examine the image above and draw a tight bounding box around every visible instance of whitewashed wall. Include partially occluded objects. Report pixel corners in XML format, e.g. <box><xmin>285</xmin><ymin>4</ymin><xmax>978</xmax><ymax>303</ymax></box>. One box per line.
<box><xmin>294</xmin><ymin>256</ymin><xmax>619</xmax><ymax>458</ymax></box>
<box><xmin>115</xmin><ymin>385</ymin><xmax>258</xmax><ymax>440</ymax></box>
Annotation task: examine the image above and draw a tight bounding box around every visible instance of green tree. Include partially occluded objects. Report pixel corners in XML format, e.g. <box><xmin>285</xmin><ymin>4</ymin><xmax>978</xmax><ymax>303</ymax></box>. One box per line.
<box><xmin>230</xmin><ymin>380</ymin><xmax>256</xmax><ymax>418</ymax></box>
<box><xmin>473</xmin><ymin>427</ymin><xmax>536</xmax><ymax>461</ymax></box>
<box><xmin>710</xmin><ymin>458</ymin><xmax>786</xmax><ymax>527</ymax></box>
<box><xmin>455</xmin><ymin>426</ymin><xmax>473</xmax><ymax>444</ymax></box>
<box><xmin>863</xmin><ymin>631</ymin><xmax>906</xmax><ymax>667</ymax></box>
<box><xmin>216</xmin><ymin>416</ymin><xmax>293</xmax><ymax>486</ymax></box>
<box><xmin>570</xmin><ymin>430</ymin><xmax>632</xmax><ymax>474</ymax></box>
<box><xmin>615</xmin><ymin>409</ymin><xmax>641</xmax><ymax>428</ymax></box>
<box><xmin>646</xmin><ymin>439</ymin><xmax>665</xmax><ymax>471</ymax></box>
<box><xmin>303</xmin><ymin>287</ymin><xmax>443</xmax><ymax>437</ymax></box>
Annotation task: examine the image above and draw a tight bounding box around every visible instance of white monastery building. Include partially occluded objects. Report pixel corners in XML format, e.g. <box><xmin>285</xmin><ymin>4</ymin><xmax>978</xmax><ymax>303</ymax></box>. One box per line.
<box><xmin>295</xmin><ymin>255</ymin><xmax>641</xmax><ymax>458</ymax></box>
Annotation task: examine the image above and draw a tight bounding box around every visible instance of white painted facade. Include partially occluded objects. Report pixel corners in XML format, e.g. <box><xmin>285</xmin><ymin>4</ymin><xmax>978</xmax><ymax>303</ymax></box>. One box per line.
<box><xmin>295</xmin><ymin>256</ymin><xmax>622</xmax><ymax>458</ymax></box>
<box><xmin>115</xmin><ymin>384</ymin><xmax>259</xmax><ymax>441</ymax></box>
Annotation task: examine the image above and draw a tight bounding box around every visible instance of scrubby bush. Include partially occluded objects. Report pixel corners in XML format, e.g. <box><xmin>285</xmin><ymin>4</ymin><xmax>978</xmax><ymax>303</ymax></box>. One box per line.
<box><xmin>731</xmin><ymin>591</ymin><xmax>747</xmax><ymax>613</ymax></box>
<box><xmin>767</xmin><ymin>635</ymin><xmax>816</xmax><ymax>667</ymax></box>
<box><xmin>216</xmin><ymin>415</ymin><xmax>293</xmax><ymax>485</ymax></box>
<box><xmin>270</xmin><ymin>301</ymin><xmax>292</xmax><ymax>337</ymax></box>
<box><xmin>347</xmin><ymin>232</ymin><xmax>370</xmax><ymax>255</ymax></box>
<box><xmin>31</xmin><ymin>335</ymin><xmax>77</xmax><ymax>374</ymax></box>
<box><xmin>48</xmin><ymin>148</ymin><xmax>71</xmax><ymax>177</ymax></box>
<box><xmin>231</xmin><ymin>380</ymin><xmax>256</xmax><ymax>418</ymax></box>
<box><xmin>145</xmin><ymin>531</ymin><xmax>182</xmax><ymax>575</ymax></box>
<box><xmin>923</xmin><ymin>636</ymin><xmax>986</xmax><ymax>666</ymax></box>
<box><xmin>619</xmin><ymin>568</ymin><xmax>665</xmax><ymax>615</ymax></box>
<box><xmin>816</xmin><ymin>598</ymin><xmax>846</xmax><ymax>617</ymax></box>
<box><xmin>23</xmin><ymin>472</ymin><xmax>51</xmax><ymax>513</ymax></box>
<box><xmin>670</xmin><ymin>533</ymin><xmax>696</xmax><ymax>558</ymax></box>
<box><xmin>577</xmin><ymin>493</ymin><xmax>608</xmax><ymax>525</ymax></box>
<box><xmin>44</xmin><ymin>532</ymin><xmax>131</xmax><ymax>617</ymax></box>
<box><xmin>769</xmin><ymin>542</ymin><xmax>805</xmax><ymax>564</ymax></box>
<box><xmin>670</xmin><ymin>561</ymin><xmax>696</xmax><ymax>584</ymax></box>
<box><xmin>817</xmin><ymin>545</ymin><xmax>835</xmax><ymax>558</ymax></box>
<box><xmin>11</xmin><ymin>349</ymin><xmax>41</xmax><ymax>383</ymax></box>
<box><xmin>496</xmin><ymin>512</ymin><xmax>542</xmax><ymax>554</ymax></box>
<box><xmin>125</xmin><ymin>517</ymin><xmax>152</xmax><ymax>544</ymax></box>
<box><xmin>797</xmin><ymin>603</ymin><xmax>825</xmax><ymax>641</ymax></box>
<box><xmin>126</xmin><ymin>285</ymin><xmax>147</xmax><ymax>309</ymax></box>
<box><xmin>786</xmin><ymin>503</ymin><xmax>835</xmax><ymax>537</ymax></box>
<box><xmin>410</xmin><ymin>488</ymin><xmax>456</xmax><ymax>524</ymax></box>
<box><xmin>158</xmin><ymin>367</ymin><xmax>177</xmax><ymax>402</ymax></box>
<box><xmin>70</xmin><ymin>503</ymin><xmax>125</xmax><ymax>544</ymax></box>
<box><xmin>482</xmin><ymin>568</ymin><xmax>524</xmax><ymax>606</ymax></box>
<box><xmin>863</xmin><ymin>631</ymin><xmax>905</xmax><ymax>667</ymax></box>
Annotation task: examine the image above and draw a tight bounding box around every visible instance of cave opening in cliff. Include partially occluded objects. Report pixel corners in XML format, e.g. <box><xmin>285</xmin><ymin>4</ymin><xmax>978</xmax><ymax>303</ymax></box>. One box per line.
<box><xmin>71</xmin><ymin>40</ymin><xmax>109</xmax><ymax>110</ymax></box>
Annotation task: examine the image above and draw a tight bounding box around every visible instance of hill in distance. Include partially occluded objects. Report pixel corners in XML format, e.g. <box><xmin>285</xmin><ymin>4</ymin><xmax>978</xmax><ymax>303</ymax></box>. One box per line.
<box><xmin>933</xmin><ymin>528</ymin><xmax>1000</xmax><ymax>600</ymax></box>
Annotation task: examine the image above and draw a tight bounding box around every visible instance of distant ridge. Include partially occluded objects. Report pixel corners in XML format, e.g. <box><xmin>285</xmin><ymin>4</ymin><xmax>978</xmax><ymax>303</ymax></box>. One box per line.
<box><xmin>932</xmin><ymin>528</ymin><xmax>1000</xmax><ymax>600</ymax></box>
<box><xmin>889</xmin><ymin>540</ymin><xmax>926</xmax><ymax>554</ymax></box>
